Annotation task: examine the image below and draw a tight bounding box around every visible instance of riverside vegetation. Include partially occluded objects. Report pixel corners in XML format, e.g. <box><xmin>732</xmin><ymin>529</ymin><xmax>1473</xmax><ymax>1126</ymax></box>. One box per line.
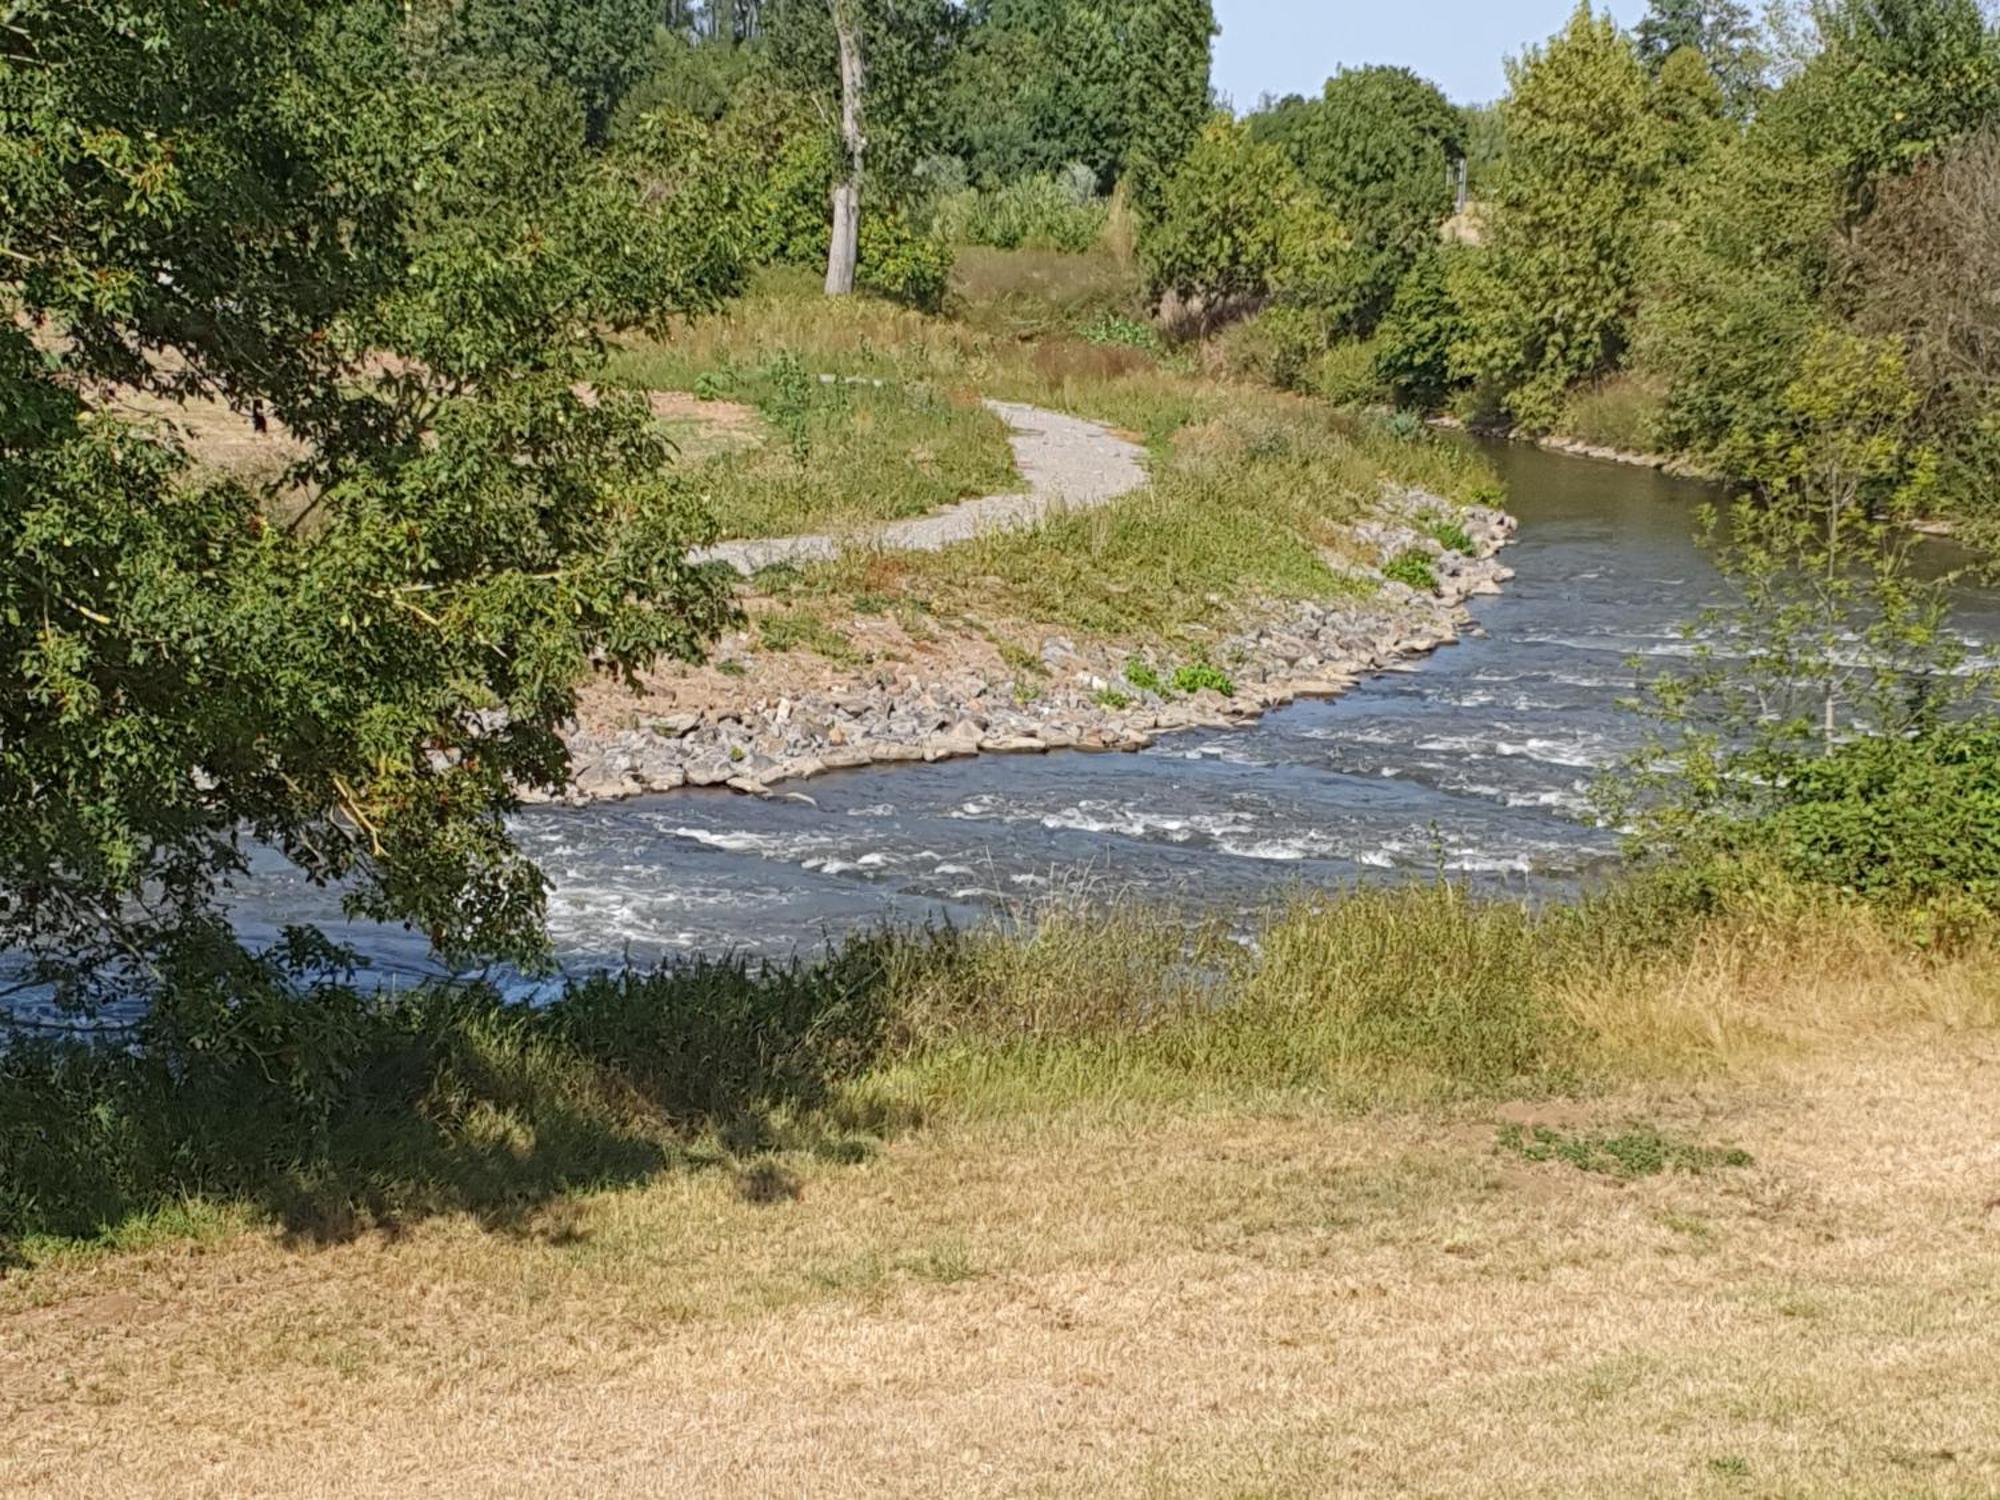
<box><xmin>7</xmin><ymin>1</ymin><xmax>2000</xmax><ymax>1495</ymax></box>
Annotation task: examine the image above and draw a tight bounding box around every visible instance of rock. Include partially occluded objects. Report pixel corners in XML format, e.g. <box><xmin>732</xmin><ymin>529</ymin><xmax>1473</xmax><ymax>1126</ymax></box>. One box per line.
<box><xmin>980</xmin><ymin>733</ymin><xmax>1047</xmax><ymax>753</ymax></box>
<box><xmin>651</xmin><ymin>711</ymin><xmax>701</xmax><ymax>738</ymax></box>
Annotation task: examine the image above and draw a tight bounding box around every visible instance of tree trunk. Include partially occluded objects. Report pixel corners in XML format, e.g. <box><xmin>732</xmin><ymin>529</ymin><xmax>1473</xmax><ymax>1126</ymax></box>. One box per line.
<box><xmin>824</xmin><ymin>1</ymin><xmax>863</xmax><ymax>297</ymax></box>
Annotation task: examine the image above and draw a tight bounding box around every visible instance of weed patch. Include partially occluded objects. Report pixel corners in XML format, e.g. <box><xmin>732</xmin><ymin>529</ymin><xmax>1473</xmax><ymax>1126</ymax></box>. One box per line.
<box><xmin>1496</xmin><ymin>1122</ymin><xmax>1754</xmax><ymax>1179</ymax></box>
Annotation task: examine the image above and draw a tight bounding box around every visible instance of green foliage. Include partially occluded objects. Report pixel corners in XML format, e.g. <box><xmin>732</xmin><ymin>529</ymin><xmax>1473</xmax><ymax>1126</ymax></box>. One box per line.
<box><xmin>1603</xmin><ymin>331</ymin><xmax>1999</xmax><ymax>909</ymax></box>
<box><xmin>1142</xmin><ymin>119</ymin><xmax>1346</xmax><ymax>308</ymax></box>
<box><xmin>1169</xmin><ymin>660</ymin><xmax>1234</xmax><ymax>696</ymax></box>
<box><xmin>1635</xmin><ymin>0</ymin><xmax>1768</xmax><ymax>117</ymax></box>
<box><xmin>940</xmin><ymin>0</ymin><xmax>1134</xmax><ymax>189</ymax></box>
<box><xmin>1754</xmin><ymin>721</ymin><xmax>2000</xmax><ymax>913</ymax></box>
<box><xmin>1418</xmin><ymin>514</ymin><xmax>1477</xmax><ymax>554</ymax></box>
<box><xmin>858</xmin><ymin>209</ymin><xmax>954</xmax><ymax>311</ymax></box>
<box><xmin>0</xmin><ymin>1</ymin><xmax>744</xmax><ymax>1000</ymax></box>
<box><xmin>1122</xmin><ymin>657</ymin><xmax>1165</xmax><ymax>694</ymax></box>
<box><xmin>1785</xmin><ymin>0</ymin><xmax>2000</xmax><ymax>221</ymax></box>
<box><xmin>1119</xmin><ymin>0</ymin><xmax>1217</xmax><ymax>223</ymax></box>
<box><xmin>928</xmin><ymin>172</ymin><xmax>1109</xmax><ymax>253</ymax></box>
<box><xmin>1215</xmin><ymin>305</ymin><xmax>1330</xmax><ymax>392</ymax></box>
<box><xmin>420</xmin><ymin>0</ymin><xmax>660</xmax><ymax>143</ymax></box>
<box><xmin>1248</xmin><ymin>65</ymin><xmax>1463</xmax><ymax>336</ymax></box>
<box><xmin>1383</xmin><ymin>548</ymin><xmax>1439</xmax><ymax>592</ymax></box>
<box><xmin>1372</xmin><ymin>248</ymin><xmax>1464</xmax><ymax>411</ymax></box>
<box><xmin>1313</xmin><ymin>338</ymin><xmax>1388</xmax><ymax>408</ymax></box>
<box><xmin>1450</xmin><ymin>4</ymin><xmax>1667</xmax><ymax>431</ymax></box>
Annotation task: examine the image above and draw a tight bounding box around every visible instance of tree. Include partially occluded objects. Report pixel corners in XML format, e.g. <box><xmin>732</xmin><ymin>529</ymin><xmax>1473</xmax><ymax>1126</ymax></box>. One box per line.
<box><xmin>824</xmin><ymin>0</ymin><xmax>865</xmax><ymax>294</ymax></box>
<box><xmin>1</xmin><ymin>0</ymin><xmax>743</xmax><ymax>1008</ymax></box>
<box><xmin>1450</xmin><ymin>4</ymin><xmax>1665</xmax><ymax>429</ymax></box>
<box><xmin>414</xmin><ymin>0</ymin><xmax>664</xmax><ymax>143</ymax></box>
<box><xmin>1603</xmin><ymin>329</ymin><xmax>1985</xmax><ymax>886</ymax></box>
<box><xmin>1634</xmin><ymin>0</ymin><xmax>1768</xmax><ymax>114</ymax></box>
<box><xmin>940</xmin><ymin>0</ymin><xmax>1132</xmax><ymax>188</ymax></box>
<box><xmin>1140</xmin><ymin>118</ymin><xmax>1345</xmax><ymax>309</ymax></box>
<box><xmin>1845</xmin><ymin>128</ymin><xmax>2000</xmax><ymax>521</ymax></box>
<box><xmin>1782</xmin><ymin>0</ymin><xmax>2000</xmax><ymax>221</ymax></box>
<box><xmin>1249</xmin><ymin>65</ymin><xmax>1463</xmax><ymax>336</ymax></box>
<box><xmin>1119</xmin><ymin>0</ymin><xmax>1215</xmax><ymax>222</ymax></box>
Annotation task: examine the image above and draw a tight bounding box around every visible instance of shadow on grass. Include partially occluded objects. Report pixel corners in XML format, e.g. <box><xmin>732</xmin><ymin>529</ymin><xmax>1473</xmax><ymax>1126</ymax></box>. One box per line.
<box><xmin>0</xmin><ymin>930</ymin><xmax>931</xmax><ymax>1260</ymax></box>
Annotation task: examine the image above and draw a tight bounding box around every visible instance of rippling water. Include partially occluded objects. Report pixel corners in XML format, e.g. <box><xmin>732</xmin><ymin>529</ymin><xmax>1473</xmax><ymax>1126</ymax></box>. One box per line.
<box><xmin>28</xmin><ymin>441</ymin><xmax>2000</xmax><ymax>1011</ymax></box>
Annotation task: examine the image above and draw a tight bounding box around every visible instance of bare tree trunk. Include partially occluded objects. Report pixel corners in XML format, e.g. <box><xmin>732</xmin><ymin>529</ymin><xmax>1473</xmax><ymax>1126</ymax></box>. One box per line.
<box><xmin>824</xmin><ymin>0</ymin><xmax>863</xmax><ymax>297</ymax></box>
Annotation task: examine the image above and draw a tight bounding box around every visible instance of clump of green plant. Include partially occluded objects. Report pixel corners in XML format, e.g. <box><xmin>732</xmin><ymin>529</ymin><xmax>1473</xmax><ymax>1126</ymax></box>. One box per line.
<box><xmin>1093</xmin><ymin>687</ymin><xmax>1133</xmax><ymax>710</ymax></box>
<box><xmin>1122</xmin><ymin>657</ymin><xmax>1165</xmax><ymax>694</ymax></box>
<box><xmin>1169</xmin><ymin>660</ymin><xmax>1235</xmax><ymax>696</ymax></box>
<box><xmin>1496</xmin><ymin>1122</ymin><xmax>1753</xmax><ymax>1179</ymax></box>
<box><xmin>756</xmin><ymin>610</ymin><xmax>858</xmax><ymax>663</ymax></box>
<box><xmin>692</xmin><ymin>369</ymin><xmax>733</xmax><ymax>401</ymax></box>
<box><xmin>1383</xmin><ymin>548</ymin><xmax>1438</xmax><ymax>592</ymax></box>
<box><xmin>760</xmin><ymin>348</ymin><xmax>817</xmax><ymax>465</ymax></box>
<box><xmin>1418</xmin><ymin>512</ymin><xmax>1476</xmax><ymax>554</ymax></box>
<box><xmin>1078</xmin><ymin>312</ymin><xmax>1161</xmax><ymax>352</ymax></box>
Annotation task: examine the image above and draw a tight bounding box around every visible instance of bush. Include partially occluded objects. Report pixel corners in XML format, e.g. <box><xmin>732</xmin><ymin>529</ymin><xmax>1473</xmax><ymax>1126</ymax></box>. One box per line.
<box><xmin>1373</xmin><ymin>247</ymin><xmax>1463</xmax><ymax>410</ymax></box>
<box><xmin>859</xmin><ymin>210</ymin><xmax>954</xmax><ymax>312</ymax></box>
<box><xmin>1418</xmin><ymin>512</ymin><xmax>1476</xmax><ymax>554</ymax></box>
<box><xmin>1314</xmin><ymin>337</ymin><xmax>1388</xmax><ymax>406</ymax></box>
<box><xmin>1169</xmin><ymin>660</ymin><xmax>1235</xmax><ymax>696</ymax></box>
<box><xmin>1756</xmin><ymin>720</ymin><xmax>2000</xmax><ymax>913</ymax></box>
<box><xmin>1213</xmin><ymin>304</ymin><xmax>1330</xmax><ymax>391</ymax></box>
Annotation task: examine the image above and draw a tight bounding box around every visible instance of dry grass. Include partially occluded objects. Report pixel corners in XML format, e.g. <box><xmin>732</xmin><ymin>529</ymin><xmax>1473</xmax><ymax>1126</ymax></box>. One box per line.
<box><xmin>6</xmin><ymin>897</ymin><xmax>2000</xmax><ymax>1498</ymax></box>
<box><xmin>4</xmin><ymin>1034</ymin><xmax>1997</xmax><ymax>1499</ymax></box>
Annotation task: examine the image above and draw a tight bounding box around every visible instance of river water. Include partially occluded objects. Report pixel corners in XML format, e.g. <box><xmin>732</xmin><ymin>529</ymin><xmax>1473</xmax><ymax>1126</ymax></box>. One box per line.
<box><xmin>220</xmin><ymin>442</ymin><xmax>1743</xmax><ymax>984</ymax></box>
<box><xmin>33</xmin><ymin>442</ymin><xmax>2000</xmax><ymax>1012</ymax></box>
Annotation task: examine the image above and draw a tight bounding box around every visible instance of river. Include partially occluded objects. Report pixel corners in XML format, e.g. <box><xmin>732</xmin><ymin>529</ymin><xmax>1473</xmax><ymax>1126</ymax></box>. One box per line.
<box><xmin>30</xmin><ymin>442</ymin><xmax>2000</xmax><ymax>1012</ymax></box>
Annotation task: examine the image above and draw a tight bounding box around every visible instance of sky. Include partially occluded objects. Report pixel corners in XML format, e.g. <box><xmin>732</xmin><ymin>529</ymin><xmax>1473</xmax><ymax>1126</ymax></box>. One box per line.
<box><xmin>1211</xmin><ymin>0</ymin><xmax>1651</xmax><ymax>109</ymax></box>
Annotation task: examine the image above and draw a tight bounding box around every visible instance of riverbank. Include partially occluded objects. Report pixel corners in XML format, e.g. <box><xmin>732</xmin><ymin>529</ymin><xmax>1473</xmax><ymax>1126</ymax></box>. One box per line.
<box><xmin>7</xmin><ymin>877</ymin><xmax>1998</xmax><ymax>1496</ymax></box>
<box><xmin>552</xmin><ymin>266</ymin><xmax>1516</xmax><ymax>803</ymax></box>
<box><xmin>557</xmin><ymin>479</ymin><xmax>1514</xmax><ymax>803</ymax></box>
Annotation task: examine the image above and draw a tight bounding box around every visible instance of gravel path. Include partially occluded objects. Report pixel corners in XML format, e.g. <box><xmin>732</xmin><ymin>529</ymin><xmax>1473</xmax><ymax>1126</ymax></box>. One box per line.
<box><xmin>690</xmin><ymin>398</ymin><xmax>1148</xmax><ymax>575</ymax></box>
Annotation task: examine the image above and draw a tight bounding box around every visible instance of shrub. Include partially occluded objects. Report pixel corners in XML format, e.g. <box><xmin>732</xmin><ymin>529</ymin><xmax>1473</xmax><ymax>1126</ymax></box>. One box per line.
<box><xmin>1755</xmin><ymin>720</ymin><xmax>2000</xmax><ymax>913</ymax></box>
<box><xmin>1314</xmin><ymin>337</ymin><xmax>1388</xmax><ymax>406</ymax></box>
<box><xmin>859</xmin><ymin>211</ymin><xmax>954</xmax><ymax>312</ymax></box>
<box><xmin>929</xmin><ymin>173</ymin><xmax>1109</xmax><ymax>253</ymax></box>
<box><xmin>1122</xmin><ymin>657</ymin><xmax>1165</xmax><ymax>694</ymax></box>
<box><xmin>1383</xmin><ymin>548</ymin><xmax>1438</xmax><ymax>592</ymax></box>
<box><xmin>1372</xmin><ymin>246</ymin><xmax>1463</xmax><ymax>410</ymax></box>
<box><xmin>1213</xmin><ymin>304</ymin><xmax>1330</xmax><ymax>391</ymax></box>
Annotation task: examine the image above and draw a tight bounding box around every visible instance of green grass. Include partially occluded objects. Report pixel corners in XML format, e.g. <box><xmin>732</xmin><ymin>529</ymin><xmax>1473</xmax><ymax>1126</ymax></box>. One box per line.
<box><xmin>1495</xmin><ymin>1122</ymin><xmax>1755</xmax><ymax>1179</ymax></box>
<box><xmin>1383</xmin><ymin>548</ymin><xmax>1439</xmax><ymax>593</ymax></box>
<box><xmin>599</xmin><ymin>340</ymin><xmax>1019</xmax><ymax>540</ymax></box>
<box><xmin>1419</xmin><ymin>512</ymin><xmax>1477</xmax><ymax>554</ymax></box>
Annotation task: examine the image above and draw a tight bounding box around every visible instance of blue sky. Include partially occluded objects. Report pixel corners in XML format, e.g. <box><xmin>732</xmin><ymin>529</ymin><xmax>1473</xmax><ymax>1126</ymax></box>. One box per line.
<box><xmin>1212</xmin><ymin>0</ymin><xmax>1651</xmax><ymax>108</ymax></box>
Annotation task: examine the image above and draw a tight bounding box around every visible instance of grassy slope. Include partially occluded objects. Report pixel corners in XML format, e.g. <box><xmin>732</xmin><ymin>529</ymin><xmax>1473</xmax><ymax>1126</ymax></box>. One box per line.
<box><xmin>608</xmin><ymin>260</ymin><xmax>1499</xmax><ymax>650</ymax></box>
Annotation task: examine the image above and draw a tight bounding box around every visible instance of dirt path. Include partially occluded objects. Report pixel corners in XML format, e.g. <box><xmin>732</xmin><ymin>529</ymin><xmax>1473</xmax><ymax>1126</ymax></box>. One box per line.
<box><xmin>690</xmin><ymin>398</ymin><xmax>1148</xmax><ymax>574</ymax></box>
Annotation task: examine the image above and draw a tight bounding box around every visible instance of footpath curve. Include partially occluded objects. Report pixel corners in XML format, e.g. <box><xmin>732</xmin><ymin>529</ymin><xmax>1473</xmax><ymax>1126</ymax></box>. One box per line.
<box><xmin>690</xmin><ymin>399</ymin><xmax>1149</xmax><ymax>574</ymax></box>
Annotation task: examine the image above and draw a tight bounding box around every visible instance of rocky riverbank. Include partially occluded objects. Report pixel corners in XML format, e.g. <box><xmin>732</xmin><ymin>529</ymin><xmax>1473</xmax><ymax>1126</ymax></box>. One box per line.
<box><xmin>545</xmin><ymin>488</ymin><xmax>1516</xmax><ymax>804</ymax></box>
